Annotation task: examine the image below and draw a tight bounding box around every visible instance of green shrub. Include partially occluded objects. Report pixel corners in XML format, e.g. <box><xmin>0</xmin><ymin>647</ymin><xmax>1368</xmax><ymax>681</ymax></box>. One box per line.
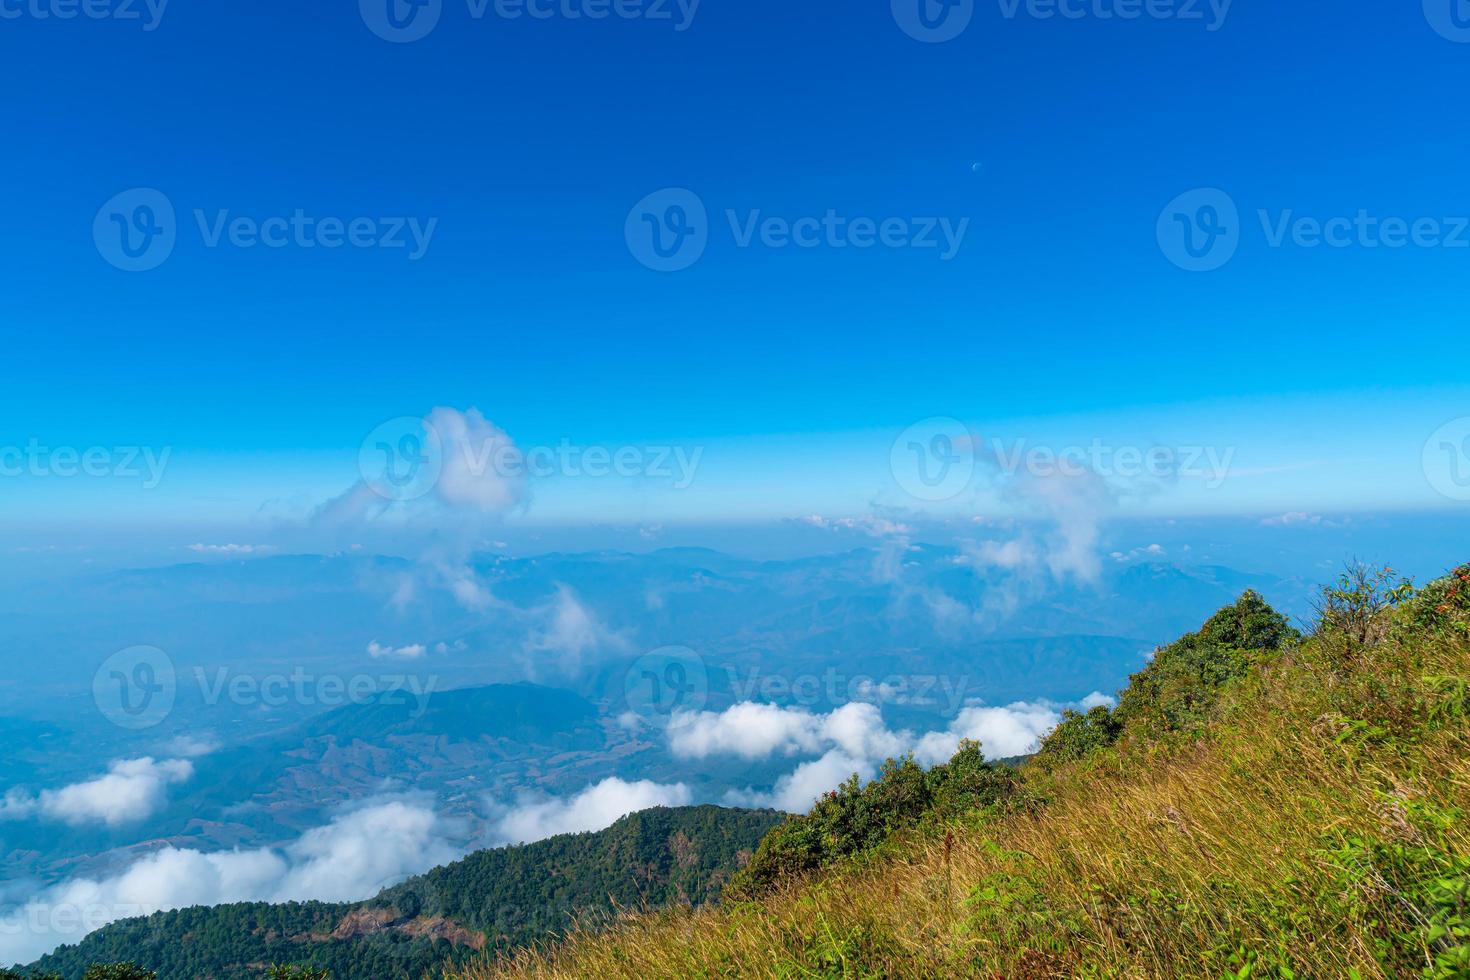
<box><xmin>1113</xmin><ymin>589</ymin><xmax>1299</xmax><ymax>738</ymax></box>
<box><xmin>728</xmin><ymin>742</ymin><xmax>1017</xmax><ymax>899</ymax></box>
<box><xmin>81</xmin><ymin>966</ymin><xmax>156</xmax><ymax>980</ymax></box>
<box><xmin>1034</xmin><ymin>704</ymin><xmax>1121</xmax><ymax>766</ymax></box>
<box><xmin>266</xmin><ymin>966</ymin><xmax>332</xmax><ymax>980</ymax></box>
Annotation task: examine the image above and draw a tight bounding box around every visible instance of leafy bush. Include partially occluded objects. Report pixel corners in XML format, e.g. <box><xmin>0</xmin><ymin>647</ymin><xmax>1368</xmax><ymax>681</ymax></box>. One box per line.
<box><xmin>1314</xmin><ymin>561</ymin><xmax>1416</xmax><ymax>655</ymax></box>
<box><xmin>83</xmin><ymin>966</ymin><xmax>157</xmax><ymax>980</ymax></box>
<box><xmin>727</xmin><ymin>742</ymin><xmax>1017</xmax><ymax>899</ymax></box>
<box><xmin>1111</xmin><ymin>588</ymin><xmax>1299</xmax><ymax>738</ymax></box>
<box><xmin>266</xmin><ymin>967</ymin><xmax>332</xmax><ymax>980</ymax></box>
<box><xmin>1034</xmin><ymin>704</ymin><xmax>1121</xmax><ymax>766</ymax></box>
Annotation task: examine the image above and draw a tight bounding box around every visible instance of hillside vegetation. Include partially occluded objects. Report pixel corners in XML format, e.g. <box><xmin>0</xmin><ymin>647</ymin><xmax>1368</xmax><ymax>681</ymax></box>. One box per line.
<box><xmin>20</xmin><ymin>806</ymin><xmax>781</xmax><ymax>980</ymax></box>
<box><xmin>463</xmin><ymin>563</ymin><xmax>1470</xmax><ymax>979</ymax></box>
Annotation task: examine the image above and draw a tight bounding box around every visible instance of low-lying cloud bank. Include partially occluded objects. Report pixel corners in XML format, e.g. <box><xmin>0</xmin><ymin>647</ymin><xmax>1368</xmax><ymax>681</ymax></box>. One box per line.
<box><xmin>484</xmin><ymin>777</ymin><xmax>692</xmax><ymax>846</ymax></box>
<box><xmin>676</xmin><ymin>694</ymin><xmax>1112</xmax><ymax>813</ymax></box>
<box><xmin>1</xmin><ymin>777</ymin><xmax>695</xmax><ymax>965</ymax></box>
<box><xmin>0</xmin><ymin>757</ymin><xmax>193</xmax><ymax>828</ymax></box>
<box><xmin>0</xmin><ymin>798</ymin><xmax>461</xmax><ymax>966</ymax></box>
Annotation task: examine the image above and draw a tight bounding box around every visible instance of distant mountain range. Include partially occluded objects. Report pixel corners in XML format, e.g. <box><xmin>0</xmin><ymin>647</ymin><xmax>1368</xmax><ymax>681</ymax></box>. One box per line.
<box><xmin>22</xmin><ymin>805</ymin><xmax>784</xmax><ymax>980</ymax></box>
<box><xmin>0</xmin><ymin>547</ymin><xmax>1315</xmax><ymax>892</ymax></box>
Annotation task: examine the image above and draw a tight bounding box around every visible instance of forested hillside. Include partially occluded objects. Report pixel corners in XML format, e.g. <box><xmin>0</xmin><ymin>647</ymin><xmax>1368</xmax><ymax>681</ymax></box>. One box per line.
<box><xmin>20</xmin><ymin>806</ymin><xmax>781</xmax><ymax>980</ymax></box>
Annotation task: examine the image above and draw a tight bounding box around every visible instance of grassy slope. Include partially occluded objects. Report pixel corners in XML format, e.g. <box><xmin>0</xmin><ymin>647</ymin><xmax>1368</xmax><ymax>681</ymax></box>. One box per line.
<box><xmin>460</xmin><ymin>566</ymin><xmax>1470</xmax><ymax>979</ymax></box>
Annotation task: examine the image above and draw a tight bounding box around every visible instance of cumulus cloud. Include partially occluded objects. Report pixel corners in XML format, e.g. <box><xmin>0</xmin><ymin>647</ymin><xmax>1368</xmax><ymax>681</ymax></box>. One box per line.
<box><xmin>911</xmin><ymin>702</ymin><xmax>1061</xmax><ymax>766</ymax></box>
<box><xmin>668</xmin><ymin>702</ymin><xmax>825</xmax><ymax>760</ymax></box>
<box><xmin>668</xmin><ymin>702</ymin><xmax>907</xmax><ymax>765</ymax></box>
<box><xmin>1109</xmin><ymin>543</ymin><xmax>1166</xmax><ymax>562</ymax></box>
<box><xmin>485</xmin><ymin>777</ymin><xmax>691</xmax><ymax>846</ymax></box>
<box><xmin>316</xmin><ymin>407</ymin><xmax>526</xmax><ymax>527</ymax></box>
<box><xmin>0</xmin><ymin>797</ymin><xmax>461</xmax><ymax>965</ymax></box>
<box><xmin>726</xmin><ymin>750</ymin><xmax>875</xmax><ymax>813</ymax></box>
<box><xmin>425</xmin><ymin>407</ymin><xmax>524</xmax><ymax>513</ymax></box>
<box><xmin>366</xmin><ymin>640</ymin><xmax>427</xmax><ymax>660</ymax></box>
<box><xmin>162</xmin><ymin>735</ymin><xmax>220</xmax><ymax>758</ymax></box>
<box><xmin>798</xmin><ymin>514</ymin><xmax>914</xmax><ymax>537</ymax></box>
<box><xmin>694</xmin><ymin>695</ymin><xmax>1103</xmax><ymax>813</ymax></box>
<box><xmin>1</xmin><ymin>758</ymin><xmax>193</xmax><ymax>827</ymax></box>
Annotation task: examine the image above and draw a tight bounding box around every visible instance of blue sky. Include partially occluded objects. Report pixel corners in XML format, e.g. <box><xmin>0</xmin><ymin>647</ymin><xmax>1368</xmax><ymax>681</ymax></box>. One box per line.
<box><xmin>1</xmin><ymin>0</ymin><xmax>1468</xmax><ymax>542</ymax></box>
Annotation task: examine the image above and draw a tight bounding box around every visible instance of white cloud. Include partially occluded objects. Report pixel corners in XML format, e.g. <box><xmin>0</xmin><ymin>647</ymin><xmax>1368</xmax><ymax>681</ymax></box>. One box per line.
<box><xmin>315</xmin><ymin>407</ymin><xmax>526</xmax><ymax>527</ymax></box>
<box><xmin>426</xmin><ymin>407</ymin><xmax>524</xmax><ymax>513</ymax></box>
<box><xmin>1261</xmin><ymin>511</ymin><xmax>1331</xmax><ymax>527</ymax></box>
<box><xmin>667</xmin><ymin>702</ymin><xmax>825</xmax><ymax>760</ymax></box>
<box><xmin>726</xmin><ymin>750</ymin><xmax>874</xmax><ymax>813</ymax></box>
<box><xmin>366</xmin><ymin>640</ymin><xmax>427</xmax><ymax>660</ymax></box>
<box><xmin>270</xmin><ymin>800</ymin><xmax>460</xmax><ymax>902</ymax></box>
<box><xmin>485</xmin><ymin>777</ymin><xmax>691</xmax><ymax>846</ymax></box>
<box><xmin>188</xmin><ymin>543</ymin><xmax>272</xmax><ymax>556</ymax></box>
<box><xmin>0</xmin><ymin>797</ymin><xmax>462</xmax><ymax>965</ymax></box>
<box><xmin>162</xmin><ymin>735</ymin><xmax>220</xmax><ymax>758</ymax></box>
<box><xmin>1079</xmin><ymin>691</ymin><xmax>1116</xmax><ymax>711</ymax></box>
<box><xmin>798</xmin><ymin>514</ymin><xmax>913</xmax><ymax>538</ymax></box>
<box><xmin>912</xmin><ymin>702</ymin><xmax>1061</xmax><ymax>766</ymax></box>
<box><xmin>1110</xmin><ymin>543</ymin><xmax>1167</xmax><ymax>562</ymax></box>
<box><xmin>700</xmin><ymin>695</ymin><xmax>1101</xmax><ymax>813</ymax></box>
<box><xmin>1</xmin><ymin>758</ymin><xmax>194</xmax><ymax>828</ymax></box>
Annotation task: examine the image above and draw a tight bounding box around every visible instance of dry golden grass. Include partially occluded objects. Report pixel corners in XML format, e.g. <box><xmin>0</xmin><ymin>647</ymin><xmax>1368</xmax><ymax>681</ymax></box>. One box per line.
<box><xmin>452</xmin><ymin>603</ymin><xmax>1470</xmax><ymax>980</ymax></box>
